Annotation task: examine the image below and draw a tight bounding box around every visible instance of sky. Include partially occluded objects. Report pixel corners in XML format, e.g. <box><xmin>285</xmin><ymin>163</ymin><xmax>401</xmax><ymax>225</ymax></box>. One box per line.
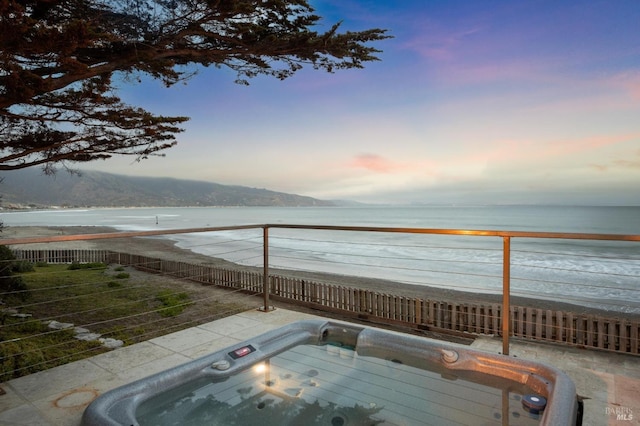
<box><xmin>83</xmin><ymin>0</ymin><xmax>640</xmax><ymax>205</ymax></box>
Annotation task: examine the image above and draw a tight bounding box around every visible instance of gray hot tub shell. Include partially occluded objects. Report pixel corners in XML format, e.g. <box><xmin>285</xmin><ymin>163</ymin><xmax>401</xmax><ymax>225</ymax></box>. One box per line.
<box><xmin>81</xmin><ymin>320</ymin><xmax>581</xmax><ymax>425</ymax></box>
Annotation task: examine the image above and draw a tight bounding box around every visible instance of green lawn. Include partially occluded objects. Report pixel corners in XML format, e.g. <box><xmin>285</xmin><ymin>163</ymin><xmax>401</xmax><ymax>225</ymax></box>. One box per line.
<box><xmin>0</xmin><ymin>262</ymin><xmax>245</xmax><ymax>381</ymax></box>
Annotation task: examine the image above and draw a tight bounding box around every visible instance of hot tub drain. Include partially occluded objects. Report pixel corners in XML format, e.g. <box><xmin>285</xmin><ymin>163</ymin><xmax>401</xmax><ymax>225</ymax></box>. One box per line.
<box><xmin>331</xmin><ymin>415</ymin><xmax>345</xmax><ymax>426</ymax></box>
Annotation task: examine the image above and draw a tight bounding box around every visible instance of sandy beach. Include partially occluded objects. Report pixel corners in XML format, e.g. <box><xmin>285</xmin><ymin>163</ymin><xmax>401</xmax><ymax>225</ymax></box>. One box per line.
<box><xmin>2</xmin><ymin>225</ymin><xmax>638</xmax><ymax>321</ymax></box>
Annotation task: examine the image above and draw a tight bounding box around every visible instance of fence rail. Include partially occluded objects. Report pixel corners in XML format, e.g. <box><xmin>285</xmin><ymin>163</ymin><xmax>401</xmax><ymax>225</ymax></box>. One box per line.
<box><xmin>12</xmin><ymin>248</ymin><xmax>640</xmax><ymax>355</ymax></box>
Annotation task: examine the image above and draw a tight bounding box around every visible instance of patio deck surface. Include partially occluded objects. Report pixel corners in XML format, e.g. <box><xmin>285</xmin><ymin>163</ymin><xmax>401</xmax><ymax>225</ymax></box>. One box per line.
<box><xmin>0</xmin><ymin>308</ymin><xmax>637</xmax><ymax>426</ymax></box>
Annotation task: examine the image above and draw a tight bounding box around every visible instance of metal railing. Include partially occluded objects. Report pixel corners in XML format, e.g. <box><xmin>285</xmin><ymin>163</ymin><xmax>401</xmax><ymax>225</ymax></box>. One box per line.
<box><xmin>3</xmin><ymin>224</ymin><xmax>640</xmax><ymax>355</ymax></box>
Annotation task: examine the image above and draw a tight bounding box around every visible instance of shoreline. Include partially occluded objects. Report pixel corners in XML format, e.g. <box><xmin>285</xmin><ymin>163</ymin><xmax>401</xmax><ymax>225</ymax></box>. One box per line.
<box><xmin>3</xmin><ymin>225</ymin><xmax>638</xmax><ymax>321</ymax></box>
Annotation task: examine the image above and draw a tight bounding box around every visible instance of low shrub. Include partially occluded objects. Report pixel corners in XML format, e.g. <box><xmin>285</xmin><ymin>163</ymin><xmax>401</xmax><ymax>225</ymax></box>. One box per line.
<box><xmin>67</xmin><ymin>262</ymin><xmax>107</xmax><ymax>270</ymax></box>
<box><xmin>0</xmin><ymin>246</ymin><xmax>30</xmax><ymax>300</ymax></box>
<box><xmin>156</xmin><ymin>290</ymin><xmax>191</xmax><ymax>317</ymax></box>
<box><xmin>12</xmin><ymin>260</ymin><xmax>34</xmax><ymax>273</ymax></box>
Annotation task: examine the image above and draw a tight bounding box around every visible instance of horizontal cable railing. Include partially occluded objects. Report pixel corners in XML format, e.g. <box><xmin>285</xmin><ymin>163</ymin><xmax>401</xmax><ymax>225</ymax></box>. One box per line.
<box><xmin>1</xmin><ymin>224</ymin><xmax>639</xmax><ymax>381</ymax></box>
<box><xmin>0</xmin><ymin>247</ymin><xmax>262</xmax><ymax>382</ymax></box>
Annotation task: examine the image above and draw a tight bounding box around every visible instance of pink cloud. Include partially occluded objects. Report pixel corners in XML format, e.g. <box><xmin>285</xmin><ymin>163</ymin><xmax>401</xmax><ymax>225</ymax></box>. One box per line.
<box><xmin>533</xmin><ymin>72</ymin><xmax>640</xmax><ymax>114</ymax></box>
<box><xmin>444</xmin><ymin>133</ymin><xmax>640</xmax><ymax>179</ymax></box>
<box><xmin>613</xmin><ymin>149</ymin><xmax>640</xmax><ymax>169</ymax></box>
<box><xmin>607</xmin><ymin>71</ymin><xmax>640</xmax><ymax>101</ymax></box>
<box><xmin>349</xmin><ymin>153</ymin><xmax>402</xmax><ymax>173</ymax></box>
<box><xmin>486</xmin><ymin>133</ymin><xmax>640</xmax><ymax>164</ymax></box>
<box><xmin>399</xmin><ymin>17</ymin><xmax>560</xmax><ymax>88</ymax></box>
<box><xmin>589</xmin><ymin>149</ymin><xmax>640</xmax><ymax>172</ymax></box>
<box><xmin>614</xmin><ymin>158</ymin><xmax>640</xmax><ymax>169</ymax></box>
<box><xmin>402</xmin><ymin>26</ymin><xmax>484</xmax><ymax>62</ymax></box>
<box><xmin>347</xmin><ymin>153</ymin><xmax>438</xmax><ymax>176</ymax></box>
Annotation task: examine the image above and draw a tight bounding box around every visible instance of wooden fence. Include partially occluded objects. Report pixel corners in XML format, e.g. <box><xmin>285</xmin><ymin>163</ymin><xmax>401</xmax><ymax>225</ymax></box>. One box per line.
<box><xmin>12</xmin><ymin>249</ymin><xmax>639</xmax><ymax>355</ymax></box>
<box><xmin>13</xmin><ymin>248</ymin><xmax>111</xmax><ymax>264</ymax></box>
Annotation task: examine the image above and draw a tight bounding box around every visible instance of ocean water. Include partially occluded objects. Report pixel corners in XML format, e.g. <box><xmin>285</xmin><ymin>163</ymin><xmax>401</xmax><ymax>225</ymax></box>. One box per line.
<box><xmin>3</xmin><ymin>205</ymin><xmax>640</xmax><ymax>313</ymax></box>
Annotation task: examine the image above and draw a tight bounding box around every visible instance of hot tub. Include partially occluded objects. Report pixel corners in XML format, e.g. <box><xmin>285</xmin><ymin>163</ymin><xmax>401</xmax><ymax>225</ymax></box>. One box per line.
<box><xmin>82</xmin><ymin>320</ymin><xmax>581</xmax><ymax>425</ymax></box>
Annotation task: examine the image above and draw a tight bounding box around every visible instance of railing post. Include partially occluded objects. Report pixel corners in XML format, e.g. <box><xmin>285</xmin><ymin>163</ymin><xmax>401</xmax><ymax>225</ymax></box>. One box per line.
<box><xmin>502</xmin><ymin>236</ymin><xmax>511</xmax><ymax>355</ymax></box>
<box><xmin>261</xmin><ymin>226</ymin><xmax>272</xmax><ymax>312</ymax></box>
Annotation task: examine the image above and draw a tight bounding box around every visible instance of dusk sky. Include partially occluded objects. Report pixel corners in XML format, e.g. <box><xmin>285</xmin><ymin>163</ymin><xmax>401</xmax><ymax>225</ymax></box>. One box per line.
<box><xmin>84</xmin><ymin>0</ymin><xmax>640</xmax><ymax>205</ymax></box>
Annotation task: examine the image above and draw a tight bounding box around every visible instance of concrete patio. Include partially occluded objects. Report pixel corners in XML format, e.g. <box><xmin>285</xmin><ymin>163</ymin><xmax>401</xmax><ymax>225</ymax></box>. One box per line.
<box><xmin>0</xmin><ymin>308</ymin><xmax>637</xmax><ymax>425</ymax></box>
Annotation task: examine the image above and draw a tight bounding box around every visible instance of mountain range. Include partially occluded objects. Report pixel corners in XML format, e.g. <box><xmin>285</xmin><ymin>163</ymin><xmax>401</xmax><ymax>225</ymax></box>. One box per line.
<box><xmin>0</xmin><ymin>168</ymin><xmax>335</xmax><ymax>208</ymax></box>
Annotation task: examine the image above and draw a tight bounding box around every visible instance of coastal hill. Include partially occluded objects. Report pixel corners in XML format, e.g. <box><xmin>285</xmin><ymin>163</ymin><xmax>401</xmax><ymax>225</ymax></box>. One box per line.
<box><xmin>0</xmin><ymin>168</ymin><xmax>335</xmax><ymax>208</ymax></box>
